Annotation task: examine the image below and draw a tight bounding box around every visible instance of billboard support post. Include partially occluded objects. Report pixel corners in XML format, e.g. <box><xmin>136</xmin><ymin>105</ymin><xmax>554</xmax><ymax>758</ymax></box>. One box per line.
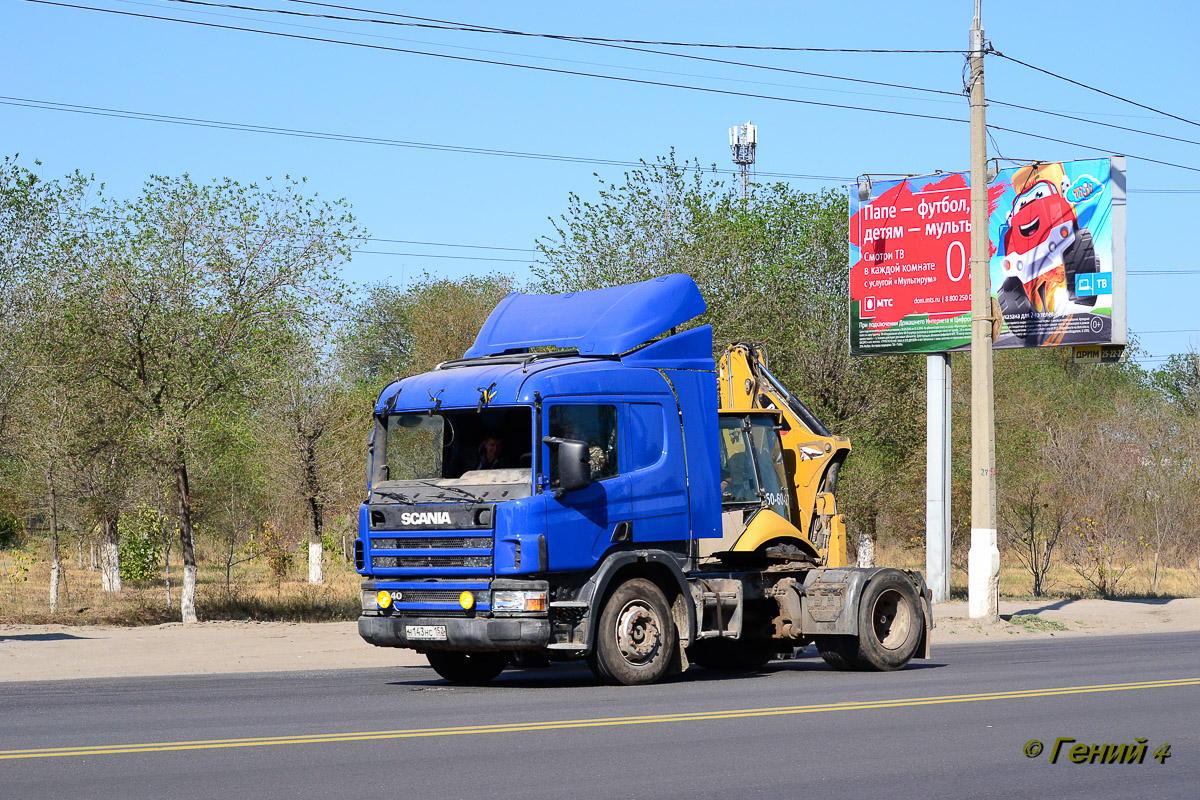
<box><xmin>926</xmin><ymin>353</ymin><xmax>952</xmax><ymax>603</ymax></box>
<box><xmin>967</xmin><ymin>3</ymin><xmax>1000</xmax><ymax>621</ymax></box>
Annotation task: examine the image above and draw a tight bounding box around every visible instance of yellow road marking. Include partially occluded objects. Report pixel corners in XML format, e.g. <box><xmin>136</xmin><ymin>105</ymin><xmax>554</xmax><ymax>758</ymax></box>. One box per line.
<box><xmin>3</xmin><ymin>677</ymin><xmax>1196</xmax><ymax>761</ymax></box>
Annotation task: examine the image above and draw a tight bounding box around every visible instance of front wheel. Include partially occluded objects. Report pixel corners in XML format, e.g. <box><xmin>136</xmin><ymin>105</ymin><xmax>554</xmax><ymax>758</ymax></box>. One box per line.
<box><xmin>426</xmin><ymin>650</ymin><xmax>509</xmax><ymax>685</ymax></box>
<box><xmin>588</xmin><ymin>578</ymin><xmax>678</xmax><ymax>686</ymax></box>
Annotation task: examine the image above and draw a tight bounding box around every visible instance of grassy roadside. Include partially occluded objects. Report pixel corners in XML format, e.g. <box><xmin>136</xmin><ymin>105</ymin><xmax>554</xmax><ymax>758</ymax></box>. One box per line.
<box><xmin>0</xmin><ymin>549</ymin><xmax>361</xmax><ymax>626</ymax></box>
<box><xmin>3</xmin><ymin>541</ymin><xmax>1198</xmax><ymax>627</ymax></box>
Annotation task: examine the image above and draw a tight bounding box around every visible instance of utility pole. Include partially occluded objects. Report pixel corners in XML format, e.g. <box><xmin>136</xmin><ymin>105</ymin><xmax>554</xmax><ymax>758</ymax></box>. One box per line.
<box><xmin>967</xmin><ymin>1</ymin><xmax>999</xmax><ymax>620</ymax></box>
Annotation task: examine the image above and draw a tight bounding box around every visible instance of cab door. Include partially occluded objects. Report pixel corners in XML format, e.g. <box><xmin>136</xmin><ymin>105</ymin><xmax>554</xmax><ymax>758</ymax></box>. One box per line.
<box><xmin>541</xmin><ymin>402</ymin><xmax>632</xmax><ymax>571</ymax></box>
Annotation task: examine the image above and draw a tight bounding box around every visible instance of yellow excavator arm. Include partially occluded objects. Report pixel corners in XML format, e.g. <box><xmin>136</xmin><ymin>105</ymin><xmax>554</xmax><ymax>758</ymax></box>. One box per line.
<box><xmin>717</xmin><ymin>344</ymin><xmax>852</xmax><ymax>567</ymax></box>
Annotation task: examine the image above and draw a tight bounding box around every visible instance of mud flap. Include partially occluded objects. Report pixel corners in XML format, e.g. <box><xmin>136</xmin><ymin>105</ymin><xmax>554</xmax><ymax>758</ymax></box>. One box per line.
<box><xmin>906</xmin><ymin>569</ymin><xmax>933</xmax><ymax>659</ymax></box>
<box><xmin>669</xmin><ymin>593</ymin><xmax>690</xmax><ymax>675</ymax></box>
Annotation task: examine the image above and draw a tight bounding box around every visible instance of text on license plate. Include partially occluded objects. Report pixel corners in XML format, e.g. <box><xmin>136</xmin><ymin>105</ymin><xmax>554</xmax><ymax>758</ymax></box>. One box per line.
<box><xmin>407</xmin><ymin>625</ymin><xmax>447</xmax><ymax>641</ymax></box>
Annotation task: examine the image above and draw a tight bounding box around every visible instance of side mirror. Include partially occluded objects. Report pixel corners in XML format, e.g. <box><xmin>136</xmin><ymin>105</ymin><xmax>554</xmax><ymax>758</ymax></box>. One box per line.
<box><xmin>544</xmin><ymin>436</ymin><xmax>591</xmax><ymax>496</ymax></box>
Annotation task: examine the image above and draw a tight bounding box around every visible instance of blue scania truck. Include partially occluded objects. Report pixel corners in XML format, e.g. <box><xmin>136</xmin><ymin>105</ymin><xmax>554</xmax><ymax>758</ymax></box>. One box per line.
<box><xmin>356</xmin><ymin>274</ymin><xmax>931</xmax><ymax>685</ymax></box>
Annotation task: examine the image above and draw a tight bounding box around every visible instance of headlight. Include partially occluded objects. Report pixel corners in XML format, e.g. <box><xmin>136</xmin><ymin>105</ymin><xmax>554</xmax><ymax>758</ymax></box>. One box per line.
<box><xmin>492</xmin><ymin>590</ymin><xmax>548</xmax><ymax>612</ymax></box>
<box><xmin>376</xmin><ymin>589</ymin><xmax>393</xmax><ymax>610</ymax></box>
<box><xmin>459</xmin><ymin>590</ymin><xmax>475</xmax><ymax>610</ymax></box>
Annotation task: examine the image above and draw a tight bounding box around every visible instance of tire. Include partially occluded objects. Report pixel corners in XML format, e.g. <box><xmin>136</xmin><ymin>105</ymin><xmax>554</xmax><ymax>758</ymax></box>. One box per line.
<box><xmin>1063</xmin><ymin>228</ymin><xmax>1099</xmax><ymax>307</ymax></box>
<box><xmin>426</xmin><ymin>650</ymin><xmax>509</xmax><ymax>685</ymax></box>
<box><xmin>853</xmin><ymin>571</ymin><xmax>924</xmax><ymax>671</ymax></box>
<box><xmin>688</xmin><ymin>638</ymin><xmax>775</xmax><ymax>671</ymax></box>
<box><xmin>815</xmin><ymin>635</ymin><xmax>863</xmax><ymax>671</ymax></box>
<box><xmin>588</xmin><ymin>578</ymin><xmax>678</xmax><ymax>686</ymax></box>
<box><xmin>997</xmin><ymin>276</ymin><xmax>1037</xmax><ymax>342</ymax></box>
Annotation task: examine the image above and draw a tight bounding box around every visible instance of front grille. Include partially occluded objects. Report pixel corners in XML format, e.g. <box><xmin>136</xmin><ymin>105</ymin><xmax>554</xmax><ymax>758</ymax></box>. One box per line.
<box><xmin>393</xmin><ymin>589</ymin><xmax>478</xmax><ymax>604</ymax></box>
<box><xmin>373</xmin><ymin>555</ymin><xmax>492</xmax><ymax>569</ymax></box>
<box><xmin>373</xmin><ymin>537</ymin><xmax>492</xmax><ymax>550</ymax></box>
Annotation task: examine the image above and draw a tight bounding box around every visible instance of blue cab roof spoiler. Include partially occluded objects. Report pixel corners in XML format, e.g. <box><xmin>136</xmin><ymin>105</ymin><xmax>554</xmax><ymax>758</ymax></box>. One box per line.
<box><xmin>463</xmin><ymin>273</ymin><xmax>706</xmax><ymax>358</ymax></box>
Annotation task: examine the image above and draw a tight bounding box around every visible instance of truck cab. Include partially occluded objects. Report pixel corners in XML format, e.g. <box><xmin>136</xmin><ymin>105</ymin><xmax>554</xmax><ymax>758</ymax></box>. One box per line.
<box><xmin>356</xmin><ymin>275</ymin><xmax>930</xmax><ymax>685</ymax></box>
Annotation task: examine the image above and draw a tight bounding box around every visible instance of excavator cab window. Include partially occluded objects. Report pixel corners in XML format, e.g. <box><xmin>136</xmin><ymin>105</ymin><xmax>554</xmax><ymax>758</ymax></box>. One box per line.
<box><xmin>717</xmin><ymin>413</ymin><xmax>791</xmax><ymax>520</ymax></box>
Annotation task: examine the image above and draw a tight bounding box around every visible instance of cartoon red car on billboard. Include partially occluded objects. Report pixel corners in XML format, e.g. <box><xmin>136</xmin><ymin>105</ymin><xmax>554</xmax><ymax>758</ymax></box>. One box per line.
<box><xmin>996</xmin><ymin>162</ymin><xmax>1100</xmax><ymax>340</ymax></box>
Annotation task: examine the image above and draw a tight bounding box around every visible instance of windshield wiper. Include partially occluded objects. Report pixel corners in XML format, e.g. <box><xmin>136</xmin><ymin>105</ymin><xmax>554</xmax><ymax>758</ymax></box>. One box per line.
<box><xmin>417</xmin><ymin>481</ymin><xmax>486</xmax><ymax>504</ymax></box>
<box><xmin>371</xmin><ymin>488</ymin><xmax>417</xmax><ymax>504</ymax></box>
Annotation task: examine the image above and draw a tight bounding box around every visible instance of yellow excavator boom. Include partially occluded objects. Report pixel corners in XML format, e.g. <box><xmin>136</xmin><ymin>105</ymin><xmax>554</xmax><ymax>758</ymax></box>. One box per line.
<box><xmin>716</xmin><ymin>344</ymin><xmax>852</xmax><ymax>567</ymax></box>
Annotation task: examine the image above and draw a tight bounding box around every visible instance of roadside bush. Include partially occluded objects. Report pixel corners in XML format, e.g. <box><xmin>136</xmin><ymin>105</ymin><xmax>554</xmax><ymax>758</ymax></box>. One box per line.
<box><xmin>118</xmin><ymin>507</ymin><xmax>164</xmax><ymax>583</ymax></box>
<box><xmin>0</xmin><ymin>510</ymin><xmax>23</xmax><ymax>549</ymax></box>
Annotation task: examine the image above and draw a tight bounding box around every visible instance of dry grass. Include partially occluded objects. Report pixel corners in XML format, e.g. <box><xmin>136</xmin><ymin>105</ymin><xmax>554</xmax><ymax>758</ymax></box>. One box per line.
<box><xmin>0</xmin><ymin>542</ymin><xmax>361</xmax><ymax>625</ymax></box>
<box><xmin>881</xmin><ymin>543</ymin><xmax>1200</xmax><ymax>600</ymax></box>
<box><xmin>4</xmin><ymin>537</ymin><xmax>1197</xmax><ymax>626</ymax></box>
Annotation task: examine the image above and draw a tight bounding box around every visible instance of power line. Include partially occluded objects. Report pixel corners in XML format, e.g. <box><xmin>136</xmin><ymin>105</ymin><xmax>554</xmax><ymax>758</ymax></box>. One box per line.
<box><xmin>162</xmin><ymin>0</ymin><xmax>965</xmax><ymax>102</ymax></box>
<box><xmin>127</xmin><ymin>0</ymin><xmax>965</xmax><ymax>108</ymax></box>
<box><xmin>19</xmin><ymin>3</ymin><xmax>1200</xmax><ymax>178</ymax></box>
<box><xmin>21</xmin><ymin>1</ymin><xmax>970</xmax><ymax>127</ymax></box>
<box><xmin>355</xmin><ymin>238</ymin><xmax>536</xmax><ymax>252</ymax></box>
<box><xmin>986</xmin><ymin>124</ymin><xmax>1200</xmax><ymax>174</ymax></box>
<box><xmin>163</xmin><ymin>0</ymin><xmax>1200</xmax><ymax>157</ymax></box>
<box><xmin>989</xmin><ymin>97</ymin><xmax>1200</xmax><ymax>149</ymax></box>
<box><xmin>0</xmin><ymin>95</ymin><xmax>849</xmax><ymax>181</ymax></box>
<box><xmin>286</xmin><ymin>0</ymin><xmax>964</xmax><ymax>53</ymax></box>
<box><xmin>993</xmin><ymin>50</ymin><xmax>1200</xmax><ymax>129</ymax></box>
<box><xmin>355</xmin><ymin>250</ymin><xmax>535</xmax><ymax>262</ymax></box>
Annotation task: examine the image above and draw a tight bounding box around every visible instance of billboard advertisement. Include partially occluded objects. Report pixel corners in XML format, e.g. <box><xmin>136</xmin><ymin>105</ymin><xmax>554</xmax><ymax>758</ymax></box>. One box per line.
<box><xmin>848</xmin><ymin>157</ymin><xmax>1126</xmax><ymax>355</ymax></box>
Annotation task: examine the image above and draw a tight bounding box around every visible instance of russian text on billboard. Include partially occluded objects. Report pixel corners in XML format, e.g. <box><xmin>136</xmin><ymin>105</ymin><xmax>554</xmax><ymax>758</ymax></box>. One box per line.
<box><xmin>848</xmin><ymin>157</ymin><xmax>1126</xmax><ymax>355</ymax></box>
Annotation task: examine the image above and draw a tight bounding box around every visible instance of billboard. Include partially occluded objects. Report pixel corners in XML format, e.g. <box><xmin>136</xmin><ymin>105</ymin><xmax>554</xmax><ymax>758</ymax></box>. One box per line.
<box><xmin>848</xmin><ymin>157</ymin><xmax>1126</xmax><ymax>355</ymax></box>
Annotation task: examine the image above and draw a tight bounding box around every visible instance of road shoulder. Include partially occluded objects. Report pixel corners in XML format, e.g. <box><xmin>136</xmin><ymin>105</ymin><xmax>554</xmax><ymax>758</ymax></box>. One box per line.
<box><xmin>3</xmin><ymin>597</ymin><xmax>1199</xmax><ymax>682</ymax></box>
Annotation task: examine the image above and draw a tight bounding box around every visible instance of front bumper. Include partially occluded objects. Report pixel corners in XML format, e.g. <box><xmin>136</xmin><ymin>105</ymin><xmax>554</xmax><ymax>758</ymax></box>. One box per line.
<box><xmin>358</xmin><ymin>614</ymin><xmax>551</xmax><ymax>652</ymax></box>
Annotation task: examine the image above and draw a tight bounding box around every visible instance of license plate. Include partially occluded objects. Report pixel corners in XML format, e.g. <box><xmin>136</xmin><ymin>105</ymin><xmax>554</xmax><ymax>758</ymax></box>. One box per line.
<box><xmin>407</xmin><ymin>625</ymin><xmax>447</xmax><ymax>641</ymax></box>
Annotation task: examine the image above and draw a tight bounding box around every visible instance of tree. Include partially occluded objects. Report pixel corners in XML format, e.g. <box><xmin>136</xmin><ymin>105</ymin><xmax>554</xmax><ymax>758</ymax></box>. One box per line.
<box><xmin>342</xmin><ymin>272</ymin><xmax>516</xmax><ymax>387</ymax></box>
<box><xmin>279</xmin><ymin>343</ymin><xmax>339</xmax><ymax>585</ymax></box>
<box><xmin>1046</xmin><ymin>411</ymin><xmax>1141</xmax><ymax>597</ymax></box>
<box><xmin>1000</xmin><ymin>478</ymin><xmax>1067</xmax><ymax>597</ymax></box>
<box><xmin>1</xmin><ymin>157</ymin><xmax>93</xmax><ymax>610</ymax></box>
<box><xmin>1152</xmin><ymin>351</ymin><xmax>1200</xmax><ymax>416</ymax></box>
<box><xmin>64</xmin><ymin>174</ymin><xmax>356</xmax><ymax>622</ymax></box>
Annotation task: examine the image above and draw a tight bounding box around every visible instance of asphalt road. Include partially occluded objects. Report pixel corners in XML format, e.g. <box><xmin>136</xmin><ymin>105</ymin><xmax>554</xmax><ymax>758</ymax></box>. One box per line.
<box><xmin>2</xmin><ymin>633</ymin><xmax>1197</xmax><ymax>800</ymax></box>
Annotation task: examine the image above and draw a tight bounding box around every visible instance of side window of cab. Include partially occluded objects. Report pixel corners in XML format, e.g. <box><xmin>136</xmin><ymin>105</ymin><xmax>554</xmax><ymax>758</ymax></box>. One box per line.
<box><xmin>547</xmin><ymin>404</ymin><xmax>619</xmax><ymax>487</ymax></box>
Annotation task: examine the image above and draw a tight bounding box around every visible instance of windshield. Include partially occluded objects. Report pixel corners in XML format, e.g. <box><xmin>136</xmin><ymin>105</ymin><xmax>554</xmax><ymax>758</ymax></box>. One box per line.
<box><xmin>1014</xmin><ymin>180</ymin><xmax>1057</xmax><ymax>212</ymax></box>
<box><xmin>718</xmin><ymin>414</ymin><xmax>791</xmax><ymax>520</ymax></box>
<box><xmin>375</xmin><ymin>407</ymin><xmax>533</xmax><ymax>503</ymax></box>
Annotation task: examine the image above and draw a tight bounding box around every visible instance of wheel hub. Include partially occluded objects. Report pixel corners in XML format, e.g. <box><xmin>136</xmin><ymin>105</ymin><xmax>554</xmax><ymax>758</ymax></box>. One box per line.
<box><xmin>615</xmin><ymin>601</ymin><xmax>662</xmax><ymax>665</ymax></box>
<box><xmin>872</xmin><ymin>588</ymin><xmax>913</xmax><ymax>650</ymax></box>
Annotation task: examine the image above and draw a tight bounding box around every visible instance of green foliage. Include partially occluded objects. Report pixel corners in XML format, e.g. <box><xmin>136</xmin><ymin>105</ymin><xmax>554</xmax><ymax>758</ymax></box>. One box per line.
<box><xmin>257</xmin><ymin>521</ymin><xmax>295</xmax><ymax>588</ymax></box>
<box><xmin>0</xmin><ymin>509</ymin><xmax>22</xmax><ymax>549</ymax></box>
<box><xmin>1</xmin><ymin>548</ymin><xmax>36</xmax><ymax>595</ymax></box>
<box><xmin>1152</xmin><ymin>351</ymin><xmax>1200</xmax><ymax>415</ymax></box>
<box><xmin>340</xmin><ymin>272</ymin><xmax>516</xmax><ymax>390</ymax></box>
<box><xmin>118</xmin><ymin>506</ymin><xmax>166</xmax><ymax>583</ymax></box>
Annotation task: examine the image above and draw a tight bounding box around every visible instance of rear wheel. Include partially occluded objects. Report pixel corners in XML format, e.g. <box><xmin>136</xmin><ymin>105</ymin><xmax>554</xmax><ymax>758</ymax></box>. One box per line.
<box><xmin>426</xmin><ymin>650</ymin><xmax>509</xmax><ymax>685</ymax></box>
<box><xmin>854</xmin><ymin>571</ymin><xmax>924</xmax><ymax>671</ymax></box>
<box><xmin>815</xmin><ymin>635</ymin><xmax>862</xmax><ymax>671</ymax></box>
<box><xmin>588</xmin><ymin>578</ymin><xmax>678</xmax><ymax>686</ymax></box>
<box><xmin>816</xmin><ymin>571</ymin><xmax>923</xmax><ymax>672</ymax></box>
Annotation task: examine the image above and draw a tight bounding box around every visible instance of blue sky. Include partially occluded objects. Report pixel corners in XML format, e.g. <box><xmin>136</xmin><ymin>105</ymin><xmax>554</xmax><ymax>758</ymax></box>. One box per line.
<box><xmin>4</xmin><ymin>0</ymin><xmax>1197</xmax><ymax>366</ymax></box>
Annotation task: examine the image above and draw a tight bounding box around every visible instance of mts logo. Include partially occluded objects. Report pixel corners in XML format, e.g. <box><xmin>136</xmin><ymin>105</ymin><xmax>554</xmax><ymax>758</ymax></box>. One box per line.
<box><xmin>862</xmin><ymin>296</ymin><xmax>893</xmax><ymax>315</ymax></box>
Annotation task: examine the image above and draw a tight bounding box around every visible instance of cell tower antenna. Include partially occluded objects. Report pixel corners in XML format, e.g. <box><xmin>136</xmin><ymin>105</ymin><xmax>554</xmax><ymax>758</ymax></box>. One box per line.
<box><xmin>729</xmin><ymin>120</ymin><xmax>757</xmax><ymax>200</ymax></box>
